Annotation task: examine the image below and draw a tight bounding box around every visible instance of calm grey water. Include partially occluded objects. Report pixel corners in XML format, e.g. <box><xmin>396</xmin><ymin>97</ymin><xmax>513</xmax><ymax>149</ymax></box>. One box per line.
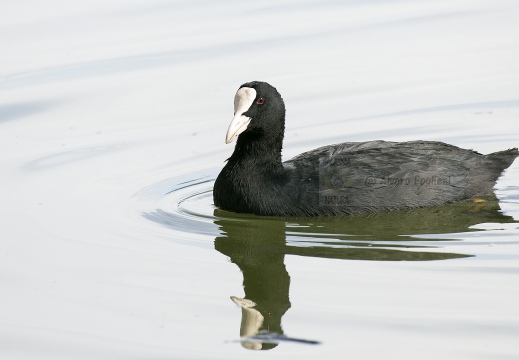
<box><xmin>1</xmin><ymin>1</ymin><xmax>519</xmax><ymax>359</ymax></box>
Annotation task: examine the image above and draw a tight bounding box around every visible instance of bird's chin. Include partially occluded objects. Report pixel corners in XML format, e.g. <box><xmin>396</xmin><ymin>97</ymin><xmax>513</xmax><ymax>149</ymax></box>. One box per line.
<box><xmin>226</xmin><ymin>114</ymin><xmax>251</xmax><ymax>143</ymax></box>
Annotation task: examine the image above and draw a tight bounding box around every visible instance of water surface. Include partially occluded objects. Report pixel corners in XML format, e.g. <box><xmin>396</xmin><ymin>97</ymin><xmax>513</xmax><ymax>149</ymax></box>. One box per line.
<box><xmin>1</xmin><ymin>0</ymin><xmax>519</xmax><ymax>359</ymax></box>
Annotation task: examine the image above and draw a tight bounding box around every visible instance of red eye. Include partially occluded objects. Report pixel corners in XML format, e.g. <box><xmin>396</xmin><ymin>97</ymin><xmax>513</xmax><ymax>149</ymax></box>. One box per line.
<box><xmin>257</xmin><ymin>97</ymin><xmax>265</xmax><ymax>105</ymax></box>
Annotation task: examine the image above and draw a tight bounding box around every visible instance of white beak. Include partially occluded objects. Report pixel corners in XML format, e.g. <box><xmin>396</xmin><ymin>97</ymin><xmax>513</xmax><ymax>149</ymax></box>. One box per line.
<box><xmin>225</xmin><ymin>87</ymin><xmax>256</xmax><ymax>144</ymax></box>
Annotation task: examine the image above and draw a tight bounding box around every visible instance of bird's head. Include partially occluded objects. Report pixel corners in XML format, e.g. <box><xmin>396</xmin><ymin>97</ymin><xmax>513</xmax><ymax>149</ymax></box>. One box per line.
<box><xmin>225</xmin><ymin>81</ymin><xmax>286</xmax><ymax>145</ymax></box>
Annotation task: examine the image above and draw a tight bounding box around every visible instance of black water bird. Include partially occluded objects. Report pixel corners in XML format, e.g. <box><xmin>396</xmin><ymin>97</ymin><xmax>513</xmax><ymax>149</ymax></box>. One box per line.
<box><xmin>213</xmin><ymin>81</ymin><xmax>518</xmax><ymax>216</ymax></box>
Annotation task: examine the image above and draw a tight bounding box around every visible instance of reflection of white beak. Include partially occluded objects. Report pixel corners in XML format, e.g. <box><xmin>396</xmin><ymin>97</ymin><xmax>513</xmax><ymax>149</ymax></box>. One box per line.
<box><xmin>225</xmin><ymin>87</ymin><xmax>256</xmax><ymax>144</ymax></box>
<box><xmin>231</xmin><ymin>296</ymin><xmax>264</xmax><ymax>350</ymax></box>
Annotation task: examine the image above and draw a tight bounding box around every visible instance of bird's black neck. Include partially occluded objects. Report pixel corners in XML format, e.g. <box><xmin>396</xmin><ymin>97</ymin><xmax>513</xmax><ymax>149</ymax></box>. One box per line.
<box><xmin>229</xmin><ymin>130</ymin><xmax>284</xmax><ymax>168</ymax></box>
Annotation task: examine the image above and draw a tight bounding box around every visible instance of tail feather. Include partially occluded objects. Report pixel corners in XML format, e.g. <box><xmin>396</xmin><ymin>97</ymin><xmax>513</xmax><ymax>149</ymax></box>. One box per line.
<box><xmin>465</xmin><ymin>148</ymin><xmax>518</xmax><ymax>197</ymax></box>
<box><xmin>484</xmin><ymin>148</ymin><xmax>519</xmax><ymax>183</ymax></box>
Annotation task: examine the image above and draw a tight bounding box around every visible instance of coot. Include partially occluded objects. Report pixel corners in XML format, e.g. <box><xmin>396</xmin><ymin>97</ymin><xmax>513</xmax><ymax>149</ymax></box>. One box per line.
<box><xmin>213</xmin><ymin>81</ymin><xmax>518</xmax><ymax>216</ymax></box>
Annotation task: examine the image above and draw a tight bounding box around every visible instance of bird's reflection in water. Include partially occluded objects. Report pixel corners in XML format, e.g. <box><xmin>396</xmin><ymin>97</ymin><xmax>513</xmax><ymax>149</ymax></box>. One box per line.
<box><xmin>215</xmin><ymin>216</ymin><xmax>291</xmax><ymax>350</ymax></box>
<box><xmin>213</xmin><ymin>199</ymin><xmax>516</xmax><ymax>350</ymax></box>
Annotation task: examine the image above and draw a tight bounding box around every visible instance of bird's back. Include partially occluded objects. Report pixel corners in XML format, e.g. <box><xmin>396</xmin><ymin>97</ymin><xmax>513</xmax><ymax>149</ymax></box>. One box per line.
<box><xmin>283</xmin><ymin>140</ymin><xmax>518</xmax><ymax>215</ymax></box>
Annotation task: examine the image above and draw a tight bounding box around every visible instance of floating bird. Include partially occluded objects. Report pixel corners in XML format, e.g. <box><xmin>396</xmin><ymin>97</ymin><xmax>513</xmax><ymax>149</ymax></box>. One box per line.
<box><xmin>213</xmin><ymin>81</ymin><xmax>518</xmax><ymax>216</ymax></box>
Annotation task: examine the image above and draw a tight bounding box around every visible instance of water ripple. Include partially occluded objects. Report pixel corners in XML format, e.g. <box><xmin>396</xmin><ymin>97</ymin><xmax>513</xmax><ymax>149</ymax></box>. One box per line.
<box><xmin>136</xmin><ymin>170</ymin><xmax>518</xmax><ymax>261</ymax></box>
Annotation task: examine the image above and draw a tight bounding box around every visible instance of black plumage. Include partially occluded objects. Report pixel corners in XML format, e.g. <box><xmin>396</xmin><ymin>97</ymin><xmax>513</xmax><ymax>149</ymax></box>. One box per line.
<box><xmin>213</xmin><ymin>81</ymin><xmax>518</xmax><ymax>216</ymax></box>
